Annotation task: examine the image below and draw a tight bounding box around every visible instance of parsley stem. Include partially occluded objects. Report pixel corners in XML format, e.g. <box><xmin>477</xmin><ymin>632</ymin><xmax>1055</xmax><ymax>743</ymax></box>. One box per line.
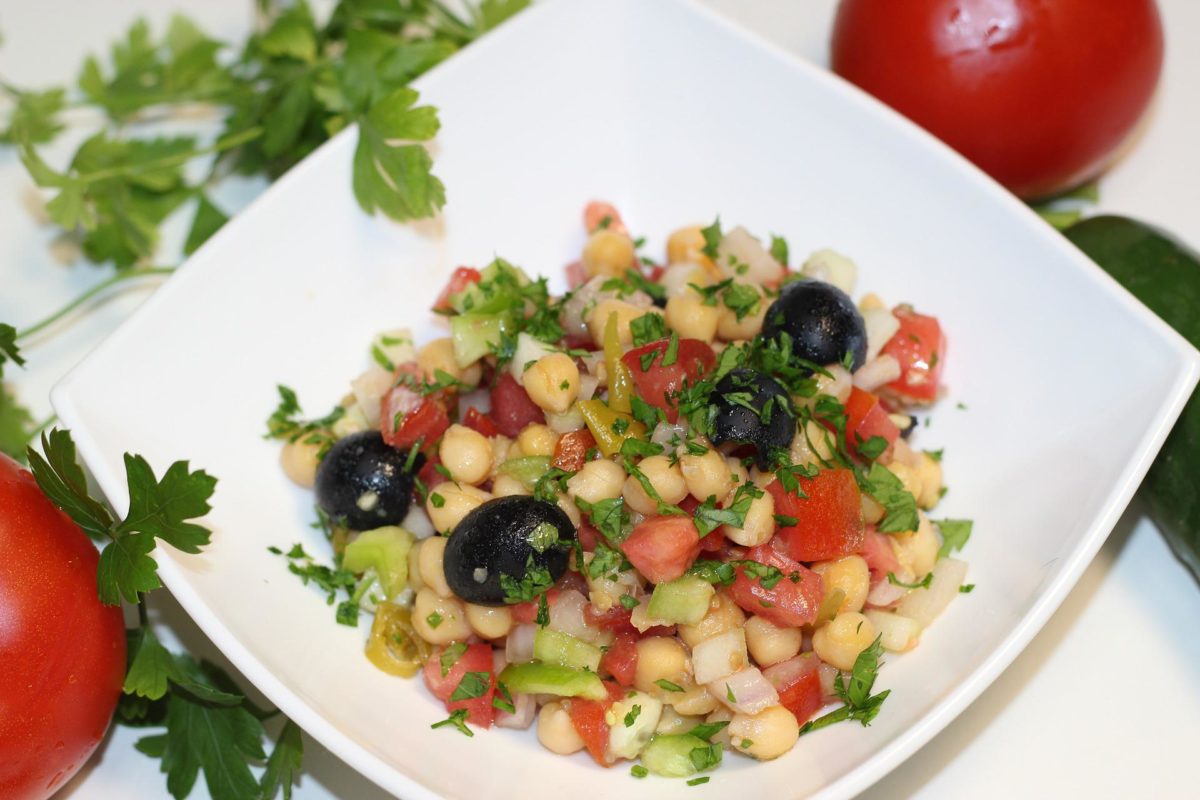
<box><xmin>70</xmin><ymin>126</ymin><xmax>263</xmax><ymax>186</ymax></box>
<box><xmin>16</xmin><ymin>267</ymin><xmax>176</xmax><ymax>341</ymax></box>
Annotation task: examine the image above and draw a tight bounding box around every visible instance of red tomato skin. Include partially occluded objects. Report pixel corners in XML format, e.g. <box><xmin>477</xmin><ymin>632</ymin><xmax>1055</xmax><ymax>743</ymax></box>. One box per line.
<box><xmin>433</xmin><ymin>267</ymin><xmax>481</xmax><ymax>312</ymax></box>
<box><xmin>831</xmin><ymin>0</ymin><xmax>1163</xmax><ymax>199</ymax></box>
<box><xmin>583</xmin><ymin>201</ymin><xmax>628</xmax><ymax>236</ymax></box>
<box><xmin>0</xmin><ymin>455</ymin><xmax>126</xmax><ymax>800</ymax></box>
<box><xmin>621</xmin><ymin>339</ymin><xmax>715</xmax><ymax>422</ymax></box>
<box><xmin>844</xmin><ymin>387</ymin><xmax>900</xmax><ymax>459</ymax></box>
<box><xmin>552</xmin><ymin>429</ymin><xmax>596</xmax><ymax>472</ymax></box>
<box><xmin>599</xmin><ymin>631</ymin><xmax>639</xmax><ymax>687</ymax></box>
<box><xmin>489</xmin><ymin>373</ymin><xmax>546</xmax><ymax>438</ymax></box>
<box><xmin>462</xmin><ymin>407</ymin><xmax>500</xmax><ymax>438</ymax></box>
<box><xmin>764</xmin><ymin>654</ymin><xmax>825</xmax><ymax>725</ymax></box>
<box><xmin>382</xmin><ymin>397</ymin><xmax>450</xmax><ymax>452</ymax></box>
<box><xmin>880</xmin><ymin>307</ymin><xmax>947</xmax><ymax>405</ymax></box>
<box><xmin>566</xmin><ymin>682</ymin><xmax>625</xmax><ymax>765</ymax></box>
<box><xmin>510</xmin><ymin>588</ymin><xmax>560</xmax><ymax>624</ymax></box>
<box><xmin>423</xmin><ymin>643</ymin><xmax>496</xmax><ymax>728</ymax></box>
<box><xmin>728</xmin><ymin>545</ymin><xmax>824</xmax><ymax>628</ymax></box>
<box><xmin>859</xmin><ymin>528</ymin><xmax>900</xmax><ymax>584</ymax></box>
<box><xmin>621</xmin><ymin>516</ymin><xmax>703</xmax><ymax>584</ymax></box>
<box><xmin>768</xmin><ymin>470</ymin><xmax>865</xmax><ymax>562</ymax></box>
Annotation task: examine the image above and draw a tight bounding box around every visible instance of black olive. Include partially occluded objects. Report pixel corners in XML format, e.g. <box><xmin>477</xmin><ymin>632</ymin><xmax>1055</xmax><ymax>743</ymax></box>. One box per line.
<box><xmin>897</xmin><ymin>414</ymin><xmax>918</xmax><ymax>440</ymax></box>
<box><xmin>443</xmin><ymin>496</ymin><xmax>576</xmax><ymax>606</ymax></box>
<box><xmin>709</xmin><ymin>369</ymin><xmax>795</xmax><ymax>469</ymax></box>
<box><xmin>761</xmin><ymin>279</ymin><xmax>867</xmax><ymax>371</ymax></box>
<box><xmin>314</xmin><ymin>431</ymin><xmax>421</xmax><ymax>530</ymax></box>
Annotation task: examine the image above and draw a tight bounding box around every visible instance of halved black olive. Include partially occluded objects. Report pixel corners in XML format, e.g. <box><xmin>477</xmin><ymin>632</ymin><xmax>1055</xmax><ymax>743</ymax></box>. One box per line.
<box><xmin>762</xmin><ymin>279</ymin><xmax>867</xmax><ymax>371</ymax></box>
<box><xmin>314</xmin><ymin>431</ymin><xmax>421</xmax><ymax>530</ymax></box>
<box><xmin>709</xmin><ymin>369</ymin><xmax>795</xmax><ymax>469</ymax></box>
<box><xmin>443</xmin><ymin>496</ymin><xmax>576</xmax><ymax>606</ymax></box>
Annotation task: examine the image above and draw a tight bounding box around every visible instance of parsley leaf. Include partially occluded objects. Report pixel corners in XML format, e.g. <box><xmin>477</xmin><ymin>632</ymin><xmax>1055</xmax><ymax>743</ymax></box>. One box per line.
<box><xmin>574</xmin><ymin>496</ymin><xmax>633</xmax><ymax>545</ymax></box>
<box><xmin>0</xmin><ymin>382</ymin><xmax>38</xmax><ymax>463</ymax></box>
<box><xmin>799</xmin><ymin>636</ymin><xmax>890</xmax><ymax>736</ymax></box>
<box><xmin>630</xmin><ymin>312</ymin><xmax>668</xmax><ymax>347</ymax></box>
<box><xmin>936</xmin><ymin>518</ymin><xmax>973</xmax><ymax>558</ymax></box>
<box><xmin>886</xmin><ymin>571</ymin><xmax>932</xmax><ymax>590</ymax></box>
<box><xmin>863</xmin><ymin>463</ymin><xmax>919</xmax><ymax>534</ymax></box>
<box><xmin>450</xmin><ymin>671</ymin><xmax>492</xmax><ymax>701</ymax></box>
<box><xmin>352</xmin><ymin>87</ymin><xmax>445</xmax><ymax>222</ymax></box>
<box><xmin>700</xmin><ymin>216</ymin><xmax>722</xmax><ymax>259</ymax></box>
<box><xmin>260</xmin><ymin>719</ymin><xmax>304</xmax><ymax>800</ymax></box>
<box><xmin>769</xmin><ymin>234</ymin><xmax>789</xmax><ymax>266</ymax></box>
<box><xmin>431</xmin><ymin>709</ymin><xmax>474</xmax><ymax>737</ymax></box>
<box><xmin>0</xmin><ymin>322</ymin><xmax>26</xmax><ymax>377</ymax></box>
<box><xmin>500</xmin><ymin>554</ymin><xmax>555</xmax><ymax>603</ymax></box>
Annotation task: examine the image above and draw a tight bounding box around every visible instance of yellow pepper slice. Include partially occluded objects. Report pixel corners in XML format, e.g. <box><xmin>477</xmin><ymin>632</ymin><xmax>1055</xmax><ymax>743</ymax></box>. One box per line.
<box><xmin>603</xmin><ymin>311</ymin><xmax>635</xmax><ymax>414</ymax></box>
<box><xmin>365</xmin><ymin>602</ymin><xmax>430</xmax><ymax>678</ymax></box>
<box><xmin>578</xmin><ymin>399</ymin><xmax>646</xmax><ymax>457</ymax></box>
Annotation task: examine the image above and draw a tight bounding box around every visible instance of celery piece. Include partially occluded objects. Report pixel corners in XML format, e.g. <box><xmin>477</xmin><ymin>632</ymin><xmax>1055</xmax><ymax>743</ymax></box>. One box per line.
<box><xmin>647</xmin><ymin>576</ymin><xmax>716</xmax><ymax>625</ymax></box>
<box><xmin>341</xmin><ymin>526</ymin><xmax>415</xmax><ymax>599</ymax></box>
<box><xmin>450</xmin><ymin>313</ymin><xmax>511</xmax><ymax>367</ymax></box>
<box><xmin>533</xmin><ymin>628</ymin><xmax>603</xmax><ymax>672</ymax></box>
<box><xmin>639</xmin><ymin>733</ymin><xmax>717</xmax><ymax>778</ymax></box>
<box><xmin>498</xmin><ymin>456</ymin><xmax>553</xmax><ymax>491</ymax></box>
<box><xmin>498</xmin><ymin>662</ymin><xmax>607</xmax><ymax>701</ymax></box>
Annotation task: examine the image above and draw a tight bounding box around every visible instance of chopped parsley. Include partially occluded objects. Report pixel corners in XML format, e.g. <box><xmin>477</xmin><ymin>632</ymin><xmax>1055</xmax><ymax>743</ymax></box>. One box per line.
<box><xmin>499</xmin><ymin>554</ymin><xmax>555</xmax><ymax>604</ymax></box>
<box><xmin>799</xmin><ymin>636</ymin><xmax>890</xmax><ymax>735</ymax></box>
<box><xmin>630</xmin><ymin>312</ymin><xmax>668</xmax><ymax>346</ymax></box>
<box><xmin>655</xmin><ymin>679</ymin><xmax>684</xmax><ymax>692</ymax></box>
<box><xmin>699</xmin><ymin>216</ymin><xmax>722</xmax><ymax>259</ymax></box>
<box><xmin>439</xmin><ymin>643</ymin><xmax>468</xmax><ymax>677</ymax></box>
<box><xmin>935</xmin><ymin>518</ymin><xmax>973</xmax><ymax>558</ymax></box>
<box><xmin>449</xmin><ymin>671</ymin><xmax>491</xmax><ymax>701</ymax></box>
<box><xmin>630</xmin><ymin>765</ymin><xmax>648</xmax><ymax>778</ymax></box>
<box><xmin>863</xmin><ymin>463</ymin><xmax>919</xmax><ymax>533</ymax></box>
<box><xmin>887</xmin><ymin>571</ymin><xmax>933</xmax><ymax>590</ymax></box>
<box><xmin>430</xmin><ymin>709</ymin><xmax>473</xmax><ymax>737</ymax></box>
<box><xmin>623</xmin><ymin>704</ymin><xmax>642</xmax><ymax>727</ymax></box>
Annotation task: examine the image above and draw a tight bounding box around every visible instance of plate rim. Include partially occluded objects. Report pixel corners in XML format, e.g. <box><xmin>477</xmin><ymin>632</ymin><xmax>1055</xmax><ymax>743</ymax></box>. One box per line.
<box><xmin>50</xmin><ymin>0</ymin><xmax>1200</xmax><ymax>797</ymax></box>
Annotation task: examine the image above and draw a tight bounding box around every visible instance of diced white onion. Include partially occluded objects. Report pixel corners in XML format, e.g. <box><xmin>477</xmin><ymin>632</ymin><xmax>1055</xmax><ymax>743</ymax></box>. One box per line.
<box><xmin>505</xmin><ymin>623</ymin><xmax>537</xmax><ymax>663</ymax></box>
<box><xmin>606</xmin><ymin>692</ymin><xmax>663</xmax><ymax>759</ymax></box>
<box><xmin>862</xmin><ymin>308</ymin><xmax>901</xmax><ymax>362</ymax></box>
<box><xmin>496</xmin><ymin>692</ymin><xmax>536</xmax><ymax>730</ymax></box>
<box><xmin>801</xmin><ymin>249</ymin><xmax>858</xmax><ymax>296</ymax></box>
<box><xmin>549</xmin><ymin>589</ymin><xmax>609</xmax><ymax>645</ymax></box>
<box><xmin>350</xmin><ymin>365</ymin><xmax>394</xmax><ymax>427</ymax></box>
<box><xmin>401</xmin><ymin>505</ymin><xmax>435</xmax><ymax>540</ymax></box>
<box><xmin>692</xmin><ymin>628</ymin><xmax>748</xmax><ymax>685</ymax></box>
<box><xmin>372</xmin><ymin>328</ymin><xmax>415</xmax><ymax>368</ymax></box>
<box><xmin>852</xmin><ymin>354</ymin><xmax>901</xmax><ymax>393</ymax></box>
<box><xmin>817</xmin><ymin>662</ymin><xmax>840</xmax><ymax>699</ymax></box>
<box><xmin>866</xmin><ymin>579</ymin><xmax>906</xmax><ymax>609</ymax></box>
<box><xmin>579</xmin><ymin>374</ymin><xmax>599</xmax><ymax>402</ymax></box>
<box><xmin>717</xmin><ymin>227</ymin><xmax>783</xmax><ymax>284</ymax></box>
<box><xmin>546</xmin><ymin>405</ymin><xmax>585</xmax><ymax>433</ymax></box>
<box><xmin>509</xmin><ymin>333</ymin><xmax>561</xmax><ymax>385</ymax></box>
<box><xmin>660</xmin><ymin>262</ymin><xmax>709</xmax><ymax>298</ymax></box>
<box><xmin>897</xmin><ymin>558</ymin><xmax>968</xmax><ymax>627</ymax></box>
<box><xmin>863</xmin><ymin>610</ymin><xmax>922</xmax><ymax>652</ymax></box>
<box><xmin>651</xmin><ymin>420</ymin><xmax>688</xmax><ymax>448</ymax></box>
<box><xmin>710</xmin><ymin>667</ymin><xmax>779</xmax><ymax>715</ymax></box>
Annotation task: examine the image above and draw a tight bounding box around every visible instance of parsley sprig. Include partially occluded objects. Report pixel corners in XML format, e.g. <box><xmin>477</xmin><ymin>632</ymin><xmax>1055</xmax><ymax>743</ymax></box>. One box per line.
<box><xmin>799</xmin><ymin>636</ymin><xmax>890</xmax><ymax>735</ymax></box>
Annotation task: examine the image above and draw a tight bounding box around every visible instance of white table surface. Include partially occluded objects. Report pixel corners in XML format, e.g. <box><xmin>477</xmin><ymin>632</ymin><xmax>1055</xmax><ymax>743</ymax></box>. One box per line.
<box><xmin>2</xmin><ymin>1</ymin><xmax>1198</xmax><ymax>798</ymax></box>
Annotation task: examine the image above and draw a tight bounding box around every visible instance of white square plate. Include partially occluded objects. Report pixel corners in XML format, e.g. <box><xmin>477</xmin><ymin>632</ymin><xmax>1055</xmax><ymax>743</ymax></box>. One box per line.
<box><xmin>53</xmin><ymin>0</ymin><xmax>1199</xmax><ymax>797</ymax></box>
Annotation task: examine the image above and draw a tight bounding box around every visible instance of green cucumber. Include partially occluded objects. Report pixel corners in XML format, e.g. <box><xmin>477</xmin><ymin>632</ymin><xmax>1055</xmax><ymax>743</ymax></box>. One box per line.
<box><xmin>532</xmin><ymin>628</ymin><xmax>603</xmax><ymax>672</ymax></box>
<box><xmin>647</xmin><ymin>575</ymin><xmax>715</xmax><ymax>625</ymax></box>
<box><xmin>450</xmin><ymin>312</ymin><xmax>511</xmax><ymax>367</ymax></box>
<box><xmin>340</xmin><ymin>526</ymin><xmax>414</xmax><ymax>599</ymax></box>
<box><xmin>1064</xmin><ymin>215</ymin><xmax>1200</xmax><ymax>581</ymax></box>
<box><xmin>497</xmin><ymin>456</ymin><xmax>552</xmax><ymax>490</ymax></box>
<box><xmin>638</xmin><ymin>733</ymin><xmax>720</xmax><ymax>778</ymax></box>
<box><xmin>498</xmin><ymin>662</ymin><xmax>607</xmax><ymax>700</ymax></box>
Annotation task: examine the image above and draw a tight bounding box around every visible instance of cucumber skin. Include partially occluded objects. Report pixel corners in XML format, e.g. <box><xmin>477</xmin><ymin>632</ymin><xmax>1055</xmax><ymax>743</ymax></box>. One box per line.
<box><xmin>1063</xmin><ymin>215</ymin><xmax>1200</xmax><ymax>581</ymax></box>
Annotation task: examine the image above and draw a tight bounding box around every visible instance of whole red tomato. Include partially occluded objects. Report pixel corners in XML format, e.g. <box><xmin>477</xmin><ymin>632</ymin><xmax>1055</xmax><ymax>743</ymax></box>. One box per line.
<box><xmin>0</xmin><ymin>454</ymin><xmax>126</xmax><ymax>800</ymax></box>
<box><xmin>831</xmin><ymin>0</ymin><xmax>1164</xmax><ymax>199</ymax></box>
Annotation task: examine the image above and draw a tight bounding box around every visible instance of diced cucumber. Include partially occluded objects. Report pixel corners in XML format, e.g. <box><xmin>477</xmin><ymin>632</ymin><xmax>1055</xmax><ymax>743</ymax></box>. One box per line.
<box><xmin>533</xmin><ymin>628</ymin><xmax>603</xmax><ymax>672</ymax></box>
<box><xmin>497</xmin><ymin>456</ymin><xmax>552</xmax><ymax>490</ymax></box>
<box><xmin>449</xmin><ymin>259</ymin><xmax>532</xmax><ymax>315</ymax></box>
<box><xmin>498</xmin><ymin>662</ymin><xmax>607</xmax><ymax>701</ymax></box>
<box><xmin>607</xmin><ymin>692</ymin><xmax>663</xmax><ymax>760</ymax></box>
<box><xmin>639</xmin><ymin>733</ymin><xmax>719</xmax><ymax>778</ymax></box>
<box><xmin>341</xmin><ymin>526</ymin><xmax>415</xmax><ymax>600</ymax></box>
<box><xmin>450</xmin><ymin>313</ymin><xmax>511</xmax><ymax>367</ymax></box>
<box><xmin>647</xmin><ymin>575</ymin><xmax>715</xmax><ymax>625</ymax></box>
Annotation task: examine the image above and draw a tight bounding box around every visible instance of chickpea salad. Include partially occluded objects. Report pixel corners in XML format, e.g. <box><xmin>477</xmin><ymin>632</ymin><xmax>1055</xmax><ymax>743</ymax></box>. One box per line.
<box><xmin>266</xmin><ymin>201</ymin><xmax>972</xmax><ymax>782</ymax></box>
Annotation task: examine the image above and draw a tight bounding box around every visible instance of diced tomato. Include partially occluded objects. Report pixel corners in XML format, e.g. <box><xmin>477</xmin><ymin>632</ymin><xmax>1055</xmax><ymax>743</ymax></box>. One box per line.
<box><xmin>566</xmin><ymin>682</ymin><xmax>625</xmax><ymax>766</ymax></box>
<box><xmin>880</xmin><ymin>306</ymin><xmax>946</xmax><ymax>404</ymax></box>
<box><xmin>728</xmin><ymin>545</ymin><xmax>824</xmax><ymax>628</ymax></box>
<box><xmin>600</xmin><ymin>630</ymin><xmax>639</xmax><ymax>687</ymax></box>
<box><xmin>576</xmin><ymin>522</ymin><xmax>600</xmax><ymax>552</ymax></box>
<box><xmin>764</xmin><ymin>654</ymin><xmax>825</xmax><ymax>726</ymax></box>
<box><xmin>382</xmin><ymin>395</ymin><xmax>450</xmax><ymax>452</ymax></box>
<box><xmin>621</xmin><ymin>516</ymin><xmax>702</xmax><ymax>584</ymax></box>
<box><xmin>423</xmin><ymin>643</ymin><xmax>496</xmax><ymax>728</ymax></box>
<box><xmin>859</xmin><ymin>527</ymin><xmax>900</xmax><ymax>584</ymax></box>
<box><xmin>510</xmin><ymin>588</ymin><xmax>560</xmax><ymax>624</ymax></box>
<box><xmin>565</xmin><ymin>260</ymin><xmax>588</xmax><ymax>289</ymax></box>
<box><xmin>583</xmin><ymin>201</ymin><xmax>628</xmax><ymax>235</ymax></box>
<box><xmin>489</xmin><ymin>373</ymin><xmax>546</xmax><ymax>437</ymax></box>
<box><xmin>583</xmin><ymin>603</ymin><xmax>634</xmax><ymax>631</ymax></box>
<box><xmin>768</xmin><ymin>469</ymin><xmax>865</xmax><ymax>562</ymax></box>
<box><xmin>621</xmin><ymin>339</ymin><xmax>716</xmax><ymax>423</ymax></box>
<box><xmin>433</xmin><ymin>267</ymin><xmax>482</xmax><ymax>313</ymax></box>
<box><xmin>552</xmin><ymin>428</ymin><xmax>596</xmax><ymax>472</ymax></box>
<box><xmin>677</xmin><ymin>496</ymin><xmax>723</xmax><ymax>551</ymax></box>
<box><xmin>418</xmin><ymin>454</ymin><xmax>446</xmax><ymax>489</ymax></box>
<box><xmin>844</xmin><ymin>387</ymin><xmax>900</xmax><ymax>460</ymax></box>
<box><xmin>462</xmin><ymin>407</ymin><xmax>500</xmax><ymax>438</ymax></box>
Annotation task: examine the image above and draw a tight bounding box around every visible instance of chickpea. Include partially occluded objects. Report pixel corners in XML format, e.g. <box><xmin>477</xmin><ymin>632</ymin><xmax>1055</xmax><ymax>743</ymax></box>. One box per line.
<box><xmin>417</xmin><ymin>337</ymin><xmax>481</xmax><ymax>387</ymax></box>
<box><xmin>516</xmin><ymin>424</ymin><xmax>559</xmax><ymax>458</ymax></box>
<box><xmin>582</xmin><ymin>229</ymin><xmax>635</xmax><ymax>279</ymax></box>
<box><xmin>586</xmin><ymin>299</ymin><xmax>658</xmax><ymax>348</ymax></box>
<box><xmin>567</xmin><ymin>458</ymin><xmax>626</xmax><ymax>504</ymax></box>
<box><xmin>523</xmin><ymin>353</ymin><xmax>580</xmax><ymax>414</ymax></box>
<box><xmin>680</xmin><ymin>448</ymin><xmax>733</xmax><ymax>503</ymax></box>
<box><xmin>426</xmin><ymin>483</ymin><xmax>490</xmax><ymax>533</ymax></box>
<box><xmin>537</xmin><ymin>701</ymin><xmax>586</xmax><ymax>755</ymax></box>
<box><xmin>666</xmin><ymin>225</ymin><xmax>708</xmax><ymax>265</ymax></box>
<box><xmin>722</xmin><ymin>492</ymin><xmax>774</xmax><ymax>547</ymax></box>
<box><xmin>491</xmin><ymin>474</ymin><xmax>529</xmax><ymax>497</ymax></box>
<box><xmin>412</xmin><ymin>587</ymin><xmax>470</xmax><ymax>645</ymax></box>
<box><xmin>665</xmin><ymin>289</ymin><xmax>720</xmax><ymax>343</ymax></box>
<box><xmin>634</xmin><ymin>637</ymin><xmax>691</xmax><ymax>694</ymax></box>
<box><xmin>279</xmin><ymin>438</ymin><xmax>321</xmax><ymax>488</ymax></box>
<box><xmin>917</xmin><ymin>452</ymin><xmax>943</xmax><ymax>509</ymax></box>
<box><xmin>894</xmin><ymin>513</ymin><xmax>938</xmax><ymax>576</ymax></box>
<box><xmin>622</xmin><ymin>455</ymin><xmax>687</xmax><ymax>516</ymax></box>
<box><xmin>716</xmin><ymin>287</ymin><xmax>768</xmax><ymax>341</ymax></box>
<box><xmin>745</xmin><ymin>616</ymin><xmax>802</xmax><ymax>667</ymax></box>
<box><xmin>407</xmin><ymin>540</ymin><xmax>425</xmax><ymax>592</ymax></box>
<box><xmin>678</xmin><ymin>593</ymin><xmax>746</xmax><ymax>648</ymax></box>
<box><xmin>789</xmin><ymin>420</ymin><xmax>837</xmax><ymax>467</ymax></box>
<box><xmin>728</xmin><ymin>706</ymin><xmax>800</xmax><ymax>761</ymax></box>
<box><xmin>858</xmin><ymin>292</ymin><xmax>887</xmax><ymax>312</ymax></box>
<box><xmin>415</xmin><ymin>536</ymin><xmax>453</xmax><ymax>598</ymax></box>
<box><xmin>439</xmin><ymin>424</ymin><xmax>493</xmax><ymax>485</ymax></box>
<box><xmin>556</xmin><ymin>493</ymin><xmax>582</xmax><ymax>528</ymax></box>
<box><xmin>659</xmin><ymin>262</ymin><xmax>714</xmax><ymax>298</ymax></box>
<box><xmin>812</xmin><ymin>555</ymin><xmax>870</xmax><ymax>614</ymax></box>
<box><xmin>465</xmin><ymin>603</ymin><xmax>513</xmax><ymax>640</ymax></box>
<box><xmin>887</xmin><ymin>462</ymin><xmax>923</xmax><ymax>510</ymax></box>
<box><xmin>669</xmin><ymin>684</ymin><xmax>718</xmax><ymax>716</ymax></box>
<box><xmin>812</xmin><ymin>612</ymin><xmax>877</xmax><ymax>671</ymax></box>
<box><xmin>861</xmin><ymin>493</ymin><xmax>885</xmax><ymax>525</ymax></box>
<box><xmin>725</xmin><ymin>456</ymin><xmax>749</xmax><ymax>491</ymax></box>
